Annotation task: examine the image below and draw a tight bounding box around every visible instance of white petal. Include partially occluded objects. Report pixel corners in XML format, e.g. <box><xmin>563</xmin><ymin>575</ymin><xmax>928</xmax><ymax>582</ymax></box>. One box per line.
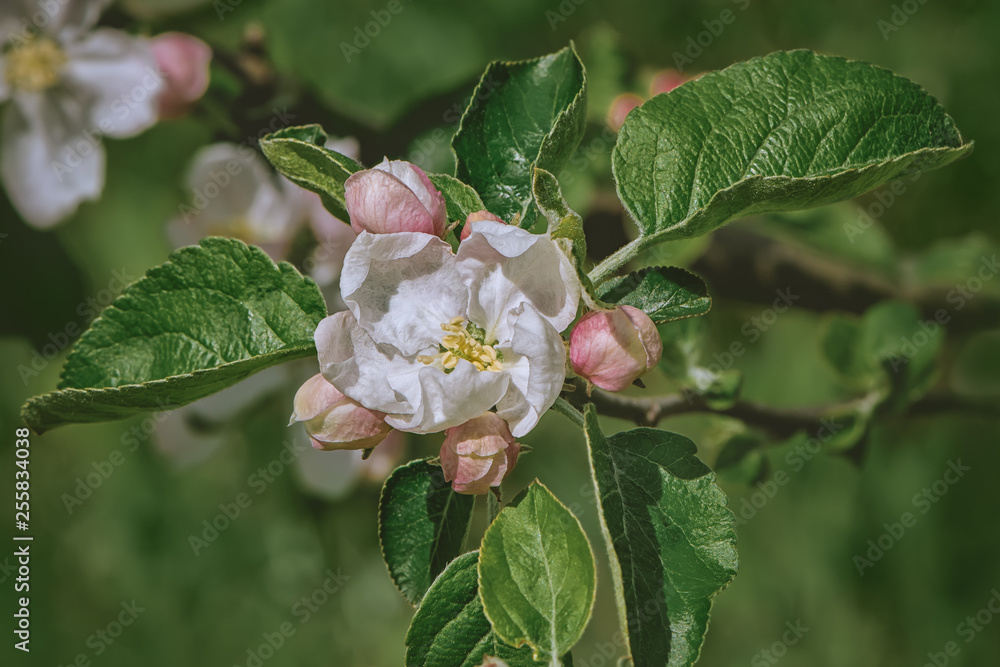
<box><xmin>384</xmin><ymin>360</ymin><xmax>509</xmax><ymax>434</ymax></box>
<box><xmin>316</xmin><ymin>311</ymin><xmax>411</xmax><ymax>415</ymax></box>
<box><xmin>1</xmin><ymin>90</ymin><xmax>104</xmax><ymax>227</ymax></box>
<box><xmin>62</xmin><ymin>29</ymin><xmax>162</xmax><ymax>138</ymax></box>
<box><xmin>47</xmin><ymin>0</ymin><xmax>113</xmax><ymax>42</ymax></box>
<box><xmin>457</xmin><ymin>220</ymin><xmax>581</xmax><ymax>343</ymax></box>
<box><xmin>341</xmin><ymin>231</ymin><xmax>468</xmax><ymax>356</ymax></box>
<box><xmin>495</xmin><ymin>304</ymin><xmax>567</xmax><ymax>437</ymax></box>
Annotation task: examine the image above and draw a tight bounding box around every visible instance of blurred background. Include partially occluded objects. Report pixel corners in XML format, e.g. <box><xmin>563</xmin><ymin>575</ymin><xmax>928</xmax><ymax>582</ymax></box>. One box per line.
<box><xmin>1</xmin><ymin>0</ymin><xmax>999</xmax><ymax>665</ymax></box>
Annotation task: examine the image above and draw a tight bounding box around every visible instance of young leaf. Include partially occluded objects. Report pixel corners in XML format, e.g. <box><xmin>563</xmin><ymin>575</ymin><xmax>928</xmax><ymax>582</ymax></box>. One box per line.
<box><xmin>405</xmin><ymin>552</ymin><xmax>554</xmax><ymax>667</ymax></box>
<box><xmin>428</xmin><ymin>172</ymin><xmax>488</xmax><ymax>225</ymax></box>
<box><xmin>533</xmin><ymin>167</ymin><xmax>587</xmax><ymax>266</ymax></box>
<box><xmin>611</xmin><ymin>50</ymin><xmax>972</xmax><ymax>260</ymax></box>
<box><xmin>21</xmin><ymin>238</ymin><xmax>326</xmax><ymax>433</ymax></box>
<box><xmin>596</xmin><ymin>267</ymin><xmax>711</xmax><ymax>323</ymax></box>
<box><xmin>583</xmin><ymin>406</ymin><xmax>738</xmax><ymax>667</ymax></box>
<box><xmin>478</xmin><ymin>481</ymin><xmax>596</xmax><ymax>665</ymax></box>
<box><xmin>379</xmin><ymin>459</ymin><xmax>475</xmax><ymax>606</ymax></box>
<box><xmin>453</xmin><ymin>46</ymin><xmax>587</xmax><ymax>228</ymax></box>
<box><xmin>260</xmin><ymin>124</ymin><xmax>363</xmax><ymax>221</ymax></box>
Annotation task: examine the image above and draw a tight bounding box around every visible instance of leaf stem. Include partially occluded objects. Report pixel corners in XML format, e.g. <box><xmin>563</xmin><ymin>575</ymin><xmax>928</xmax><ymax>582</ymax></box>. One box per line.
<box><xmin>551</xmin><ymin>397</ymin><xmax>585</xmax><ymax>428</ymax></box>
<box><xmin>587</xmin><ymin>236</ymin><xmax>647</xmax><ymax>285</ymax></box>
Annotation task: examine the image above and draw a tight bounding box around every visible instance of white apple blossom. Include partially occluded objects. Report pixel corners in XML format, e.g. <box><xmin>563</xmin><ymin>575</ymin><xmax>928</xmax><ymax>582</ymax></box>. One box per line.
<box><xmin>317</xmin><ymin>219</ymin><xmax>580</xmax><ymax>437</ymax></box>
<box><xmin>0</xmin><ymin>0</ymin><xmax>163</xmax><ymax>227</ymax></box>
<box><xmin>168</xmin><ymin>139</ymin><xmax>360</xmax><ymax>283</ymax></box>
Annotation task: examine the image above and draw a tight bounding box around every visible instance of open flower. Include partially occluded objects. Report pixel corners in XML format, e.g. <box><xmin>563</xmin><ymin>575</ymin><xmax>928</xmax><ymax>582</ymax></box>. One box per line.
<box><xmin>317</xmin><ymin>219</ymin><xmax>580</xmax><ymax>437</ymax></box>
<box><xmin>440</xmin><ymin>413</ymin><xmax>520</xmax><ymax>495</ymax></box>
<box><xmin>0</xmin><ymin>0</ymin><xmax>163</xmax><ymax>227</ymax></box>
<box><xmin>168</xmin><ymin>140</ymin><xmax>359</xmax><ymax>278</ymax></box>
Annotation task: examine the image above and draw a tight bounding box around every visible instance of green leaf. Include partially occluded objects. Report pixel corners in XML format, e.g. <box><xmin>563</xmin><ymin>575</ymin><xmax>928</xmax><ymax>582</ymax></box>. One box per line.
<box><xmin>260</xmin><ymin>124</ymin><xmax>363</xmax><ymax>221</ymax></box>
<box><xmin>379</xmin><ymin>459</ymin><xmax>475</xmax><ymax>606</ymax></box>
<box><xmin>478</xmin><ymin>481</ymin><xmax>596</xmax><ymax>664</ymax></box>
<box><xmin>596</xmin><ymin>267</ymin><xmax>711</xmax><ymax>323</ymax></box>
<box><xmin>613</xmin><ymin>49</ymin><xmax>972</xmax><ymax>249</ymax></box>
<box><xmin>427</xmin><ymin>172</ymin><xmax>487</xmax><ymax>225</ymax></box>
<box><xmin>453</xmin><ymin>46</ymin><xmax>588</xmax><ymax>228</ymax></box>
<box><xmin>405</xmin><ymin>552</ymin><xmax>552</xmax><ymax>667</ymax></box>
<box><xmin>821</xmin><ymin>300</ymin><xmax>943</xmax><ymax>402</ymax></box>
<box><xmin>21</xmin><ymin>238</ymin><xmax>326</xmax><ymax>433</ymax></box>
<box><xmin>533</xmin><ymin>167</ymin><xmax>587</xmax><ymax>266</ymax></box>
<box><xmin>583</xmin><ymin>406</ymin><xmax>738</xmax><ymax>667</ymax></box>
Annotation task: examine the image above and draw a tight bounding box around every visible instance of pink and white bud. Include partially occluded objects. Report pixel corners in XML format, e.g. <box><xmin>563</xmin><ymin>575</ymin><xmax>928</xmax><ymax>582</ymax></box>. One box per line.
<box><xmin>440</xmin><ymin>413</ymin><xmax>520</xmax><ymax>495</ymax></box>
<box><xmin>150</xmin><ymin>32</ymin><xmax>212</xmax><ymax>120</ymax></box>
<box><xmin>344</xmin><ymin>158</ymin><xmax>447</xmax><ymax>237</ymax></box>
<box><xmin>459</xmin><ymin>210</ymin><xmax>504</xmax><ymax>241</ymax></box>
<box><xmin>290</xmin><ymin>373</ymin><xmax>391</xmax><ymax>451</ymax></box>
<box><xmin>570</xmin><ymin>305</ymin><xmax>663</xmax><ymax>392</ymax></box>
<box><xmin>608</xmin><ymin>93</ymin><xmax>643</xmax><ymax>132</ymax></box>
<box><xmin>649</xmin><ymin>69</ymin><xmax>689</xmax><ymax>96</ymax></box>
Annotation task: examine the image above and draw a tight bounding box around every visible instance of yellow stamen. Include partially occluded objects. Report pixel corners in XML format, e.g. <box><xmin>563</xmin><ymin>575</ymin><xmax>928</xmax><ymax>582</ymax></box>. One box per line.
<box><xmin>5</xmin><ymin>37</ymin><xmax>66</xmax><ymax>92</ymax></box>
<box><xmin>420</xmin><ymin>318</ymin><xmax>503</xmax><ymax>372</ymax></box>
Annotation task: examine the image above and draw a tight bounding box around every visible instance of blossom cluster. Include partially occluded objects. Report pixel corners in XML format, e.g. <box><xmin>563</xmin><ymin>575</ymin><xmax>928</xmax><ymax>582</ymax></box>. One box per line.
<box><xmin>290</xmin><ymin>158</ymin><xmax>663</xmax><ymax>494</ymax></box>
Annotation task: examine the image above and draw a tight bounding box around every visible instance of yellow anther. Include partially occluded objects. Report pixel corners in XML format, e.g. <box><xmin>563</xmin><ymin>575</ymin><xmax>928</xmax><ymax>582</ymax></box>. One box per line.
<box><xmin>5</xmin><ymin>37</ymin><xmax>66</xmax><ymax>92</ymax></box>
<box><xmin>419</xmin><ymin>317</ymin><xmax>504</xmax><ymax>372</ymax></box>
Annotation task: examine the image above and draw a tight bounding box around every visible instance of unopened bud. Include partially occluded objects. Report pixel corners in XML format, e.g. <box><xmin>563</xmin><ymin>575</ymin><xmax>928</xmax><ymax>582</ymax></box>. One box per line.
<box><xmin>459</xmin><ymin>210</ymin><xmax>505</xmax><ymax>241</ymax></box>
<box><xmin>440</xmin><ymin>413</ymin><xmax>520</xmax><ymax>495</ymax></box>
<box><xmin>570</xmin><ymin>305</ymin><xmax>662</xmax><ymax>392</ymax></box>
<box><xmin>150</xmin><ymin>32</ymin><xmax>212</xmax><ymax>120</ymax></box>
<box><xmin>344</xmin><ymin>158</ymin><xmax>447</xmax><ymax>236</ymax></box>
<box><xmin>608</xmin><ymin>93</ymin><xmax>643</xmax><ymax>132</ymax></box>
<box><xmin>649</xmin><ymin>69</ymin><xmax>689</xmax><ymax>96</ymax></box>
<box><xmin>290</xmin><ymin>374</ymin><xmax>391</xmax><ymax>450</ymax></box>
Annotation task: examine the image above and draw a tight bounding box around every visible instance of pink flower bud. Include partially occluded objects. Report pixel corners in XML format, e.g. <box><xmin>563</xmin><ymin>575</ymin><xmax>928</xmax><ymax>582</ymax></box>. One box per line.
<box><xmin>649</xmin><ymin>69</ymin><xmax>689</xmax><ymax>96</ymax></box>
<box><xmin>570</xmin><ymin>305</ymin><xmax>663</xmax><ymax>392</ymax></box>
<box><xmin>440</xmin><ymin>413</ymin><xmax>520</xmax><ymax>495</ymax></box>
<box><xmin>459</xmin><ymin>210</ymin><xmax>504</xmax><ymax>241</ymax></box>
<box><xmin>344</xmin><ymin>158</ymin><xmax>447</xmax><ymax>237</ymax></box>
<box><xmin>290</xmin><ymin>374</ymin><xmax>391</xmax><ymax>450</ymax></box>
<box><xmin>608</xmin><ymin>93</ymin><xmax>643</xmax><ymax>132</ymax></box>
<box><xmin>150</xmin><ymin>32</ymin><xmax>212</xmax><ymax>120</ymax></box>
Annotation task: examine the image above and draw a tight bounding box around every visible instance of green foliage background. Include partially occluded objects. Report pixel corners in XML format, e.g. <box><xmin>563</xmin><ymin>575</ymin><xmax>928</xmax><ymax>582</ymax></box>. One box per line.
<box><xmin>1</xmin><ymin>0</ymin><xmax>998</xmax><ymax>665</ymax></box>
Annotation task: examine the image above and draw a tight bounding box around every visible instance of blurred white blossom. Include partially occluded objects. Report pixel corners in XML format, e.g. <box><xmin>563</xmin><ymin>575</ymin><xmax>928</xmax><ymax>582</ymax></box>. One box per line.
<box><xmin>0</xmin><ymin>0</ymin><xmax>163</xmax><ymax>227</ymax></box>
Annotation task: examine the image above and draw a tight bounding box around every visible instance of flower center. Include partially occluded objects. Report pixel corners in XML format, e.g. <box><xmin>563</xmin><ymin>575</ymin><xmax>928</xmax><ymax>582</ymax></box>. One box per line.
<box><xmin>417</xmin><ymin>317</ymin><xmax>503</xmax><ymax>372</ymax></box>
<box><xmin>5</xmin><ymin>37</ymin><xmax>67</xmax><ymax>92</ymax></box>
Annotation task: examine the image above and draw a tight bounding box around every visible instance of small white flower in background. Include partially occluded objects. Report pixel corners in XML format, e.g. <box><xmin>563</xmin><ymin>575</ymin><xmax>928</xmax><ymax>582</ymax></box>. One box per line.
<box><xmin>317</xmin><ymin>219</ymin><xmax>581</xmax><ymax>438</ymax></box>
<box><xmin>169</xmin><ymin>139</ymin><xmax>360</xmax><ymax>284</ymax></box>
<box><xmin>0</xmin><ymin>0</ymin><xmax>163</xmax><ymax>227</ymax></box>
